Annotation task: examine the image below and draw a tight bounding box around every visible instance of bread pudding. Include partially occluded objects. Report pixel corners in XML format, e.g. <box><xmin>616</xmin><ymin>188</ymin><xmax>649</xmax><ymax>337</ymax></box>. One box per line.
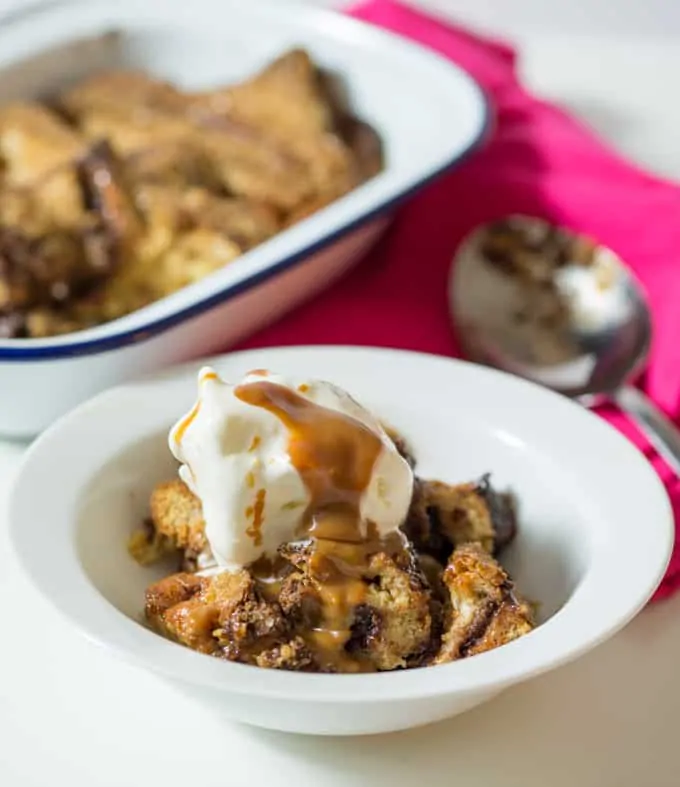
<box><xmin>130</xmin><ymin>368</ymin><xmax>535</xmax><ymax>673</ymax></box>
<box><xmin>0</xmin><ymin>49</ymin><xmax>383</xmax><ymax>338</ymax></box>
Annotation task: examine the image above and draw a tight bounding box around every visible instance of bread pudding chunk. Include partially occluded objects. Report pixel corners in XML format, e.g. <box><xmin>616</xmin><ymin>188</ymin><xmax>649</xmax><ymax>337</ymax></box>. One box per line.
<box><xmin>148</xmin><ymin>479</ymin><xmax>210</xmax><ymax>570</ymax></box>
<box><xmin>404</xmin><ymin>474</ymin><xmax>517</xmax><ymax>561</ymax></box>
<box><xmin>434</xmin><ymin>544</ymin><xmax>534</xmax><ymax>664</ymax></box>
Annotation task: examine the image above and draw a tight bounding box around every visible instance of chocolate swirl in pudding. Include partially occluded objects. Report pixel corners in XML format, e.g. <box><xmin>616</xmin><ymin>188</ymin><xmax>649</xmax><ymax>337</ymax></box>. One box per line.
<box><xmin>235</xmin><ymin>380</ymin><xmax>406</xmax><ymax>671</ymax></box>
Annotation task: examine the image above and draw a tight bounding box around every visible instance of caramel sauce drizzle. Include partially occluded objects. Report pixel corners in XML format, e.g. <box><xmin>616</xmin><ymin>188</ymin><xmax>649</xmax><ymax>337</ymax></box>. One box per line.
<box><xmin>174</xmin><ymin>401</ymin><xmax>200</xmax><ymax>443</ymax></box>
<box><xmin>173</xmin><ymin>370</ymin><xmax>218</xmax><ymax>443</ymax></box>
<box><xmin>245</xmin><ymin>488</ymin><xmax>266</xmax><ymax>547</ymax></box>
<box><xmin>235</xmin><ymin>380</ymin><xmax>394</xmax><ymax>671</ymax></box>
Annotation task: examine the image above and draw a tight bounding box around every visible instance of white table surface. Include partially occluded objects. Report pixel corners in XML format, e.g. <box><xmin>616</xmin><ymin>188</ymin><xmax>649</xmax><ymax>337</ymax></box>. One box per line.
<box><xmin>2</xmin><ymin>17</ymin><xmax>680</xmax><ymax>787</ymax></box>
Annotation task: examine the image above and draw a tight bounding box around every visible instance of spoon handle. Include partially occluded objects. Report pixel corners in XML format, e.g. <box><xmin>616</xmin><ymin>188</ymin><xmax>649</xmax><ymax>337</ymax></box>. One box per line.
<box><xmin>614</xmin><ymin>386</ymin><xmax>680</xmax><ymax>477</ymax></box>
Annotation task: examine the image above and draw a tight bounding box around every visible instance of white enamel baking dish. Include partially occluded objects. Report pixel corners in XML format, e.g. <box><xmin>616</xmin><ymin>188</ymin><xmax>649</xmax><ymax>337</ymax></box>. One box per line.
<box><xmin>0</xmin><ymin>0</ymin><xmax>489</xmax><ymax>437</ymax></box>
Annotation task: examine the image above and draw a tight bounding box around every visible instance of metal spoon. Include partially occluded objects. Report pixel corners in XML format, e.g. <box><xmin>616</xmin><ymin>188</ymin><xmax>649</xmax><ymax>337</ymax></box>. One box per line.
<box><xmin>449</xmin><ymin>214</ymin><xmax>680</xmax><ymax>475</ymax></box>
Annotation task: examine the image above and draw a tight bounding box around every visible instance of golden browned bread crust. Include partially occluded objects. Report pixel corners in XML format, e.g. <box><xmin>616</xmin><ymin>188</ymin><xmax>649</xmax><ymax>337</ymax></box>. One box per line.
<box><xmin>254</xmin><ymin>637</ymin><xmax>318</xmax><ymax>671</ymax></box>
<box><xmin>144</xmin><ymin>566</ymin><xmax>315</xmax><ymax>669</ymax></box>
<box><xmin>146</xmin><ymin>569</ymin><xmax>291</xmax><ymax>659</ymax></box>
<box><xmin>433</xmin><ymin>543</ymin><xmax>534</xmax><ymax>664</ymax></box>
<box><xmin>404</xmin><ymin>475</ymin><xmax>517</xmax><ymax>561</ymax></box>
<box><xmin>188</xmin><ymin>49</ymin><xmax>358</xmax><ymax>192</ymax></box>
<box><xmin>350</xmin><ymin>550</ymin><xmax>434</xmax><ymax>670</ymax></box>
<box><xmin>0</xmin><ymin>103</ymin><xmax>85</xmax><ymax>188</ymax></box>
<box><xmin>278</xmin><ymin>540</ymin><xmax>434</xmax><ymax>671</ymax></box>
<box><xmin>149</xmin><ymin>479</ymin><xmax>209</xmax><ymax>558</ymax></box>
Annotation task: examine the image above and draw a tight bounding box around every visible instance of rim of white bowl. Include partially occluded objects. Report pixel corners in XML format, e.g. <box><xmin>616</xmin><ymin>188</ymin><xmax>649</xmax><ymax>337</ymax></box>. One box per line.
<box><xmin>9</xmin><ymin>347</ymin><xmax>675</xmax><ymax>702</ymax></box>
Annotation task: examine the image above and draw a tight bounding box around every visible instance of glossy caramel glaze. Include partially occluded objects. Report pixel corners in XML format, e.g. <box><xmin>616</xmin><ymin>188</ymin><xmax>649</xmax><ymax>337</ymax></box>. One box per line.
<box><xmin>235</xmin><ymin>380</ymin><xmax>402</xmax><ymax>671</ymax></box>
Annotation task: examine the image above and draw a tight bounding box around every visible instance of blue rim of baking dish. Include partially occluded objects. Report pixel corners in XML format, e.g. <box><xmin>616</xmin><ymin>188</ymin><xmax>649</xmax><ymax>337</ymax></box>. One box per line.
<box><xmin>0</xmin><ymin>23</ymin><xmax>493</xmax><ymax>361</ymax></box>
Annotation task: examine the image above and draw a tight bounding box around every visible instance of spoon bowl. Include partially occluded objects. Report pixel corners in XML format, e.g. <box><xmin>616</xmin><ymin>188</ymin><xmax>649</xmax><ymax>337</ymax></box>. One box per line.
<box><xmin>449</xmin><ymin>215</ymin><xmax>680</xmax><ymax>474</ymax></box>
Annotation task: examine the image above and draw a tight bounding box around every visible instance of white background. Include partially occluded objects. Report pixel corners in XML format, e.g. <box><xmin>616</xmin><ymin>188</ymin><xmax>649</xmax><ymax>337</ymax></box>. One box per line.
<box><xmin>5</xmin><ymin>0</ymin><xmax>680</xmax><ymax>36</ymax></box>
<box><xmin>307</xmin><ymin>0</ymin><xmax>680</xmax><ymax>36</ymax></box>
<box><xmin>1</xmin><ymin>1</ymin><xmax>680</xmax><ymax>786</ymax></box>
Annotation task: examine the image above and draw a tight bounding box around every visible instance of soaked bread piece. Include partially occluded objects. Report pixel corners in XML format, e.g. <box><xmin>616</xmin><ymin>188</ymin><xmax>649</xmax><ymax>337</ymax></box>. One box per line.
<box><xmin>189</xmin><ymin>49</ymin><xmax>369</xmax><ymax>204</ymax></box>
<box><xmin>403</xmin><ymin>474</ymin><xmax>517</xmax><ymax>561</ymax></box>
<box><xmin>60</xmin><ymin>70</ymin><xmax>190</xmax><ymax>122</ymax></box>
<box><xmin>191</xmin><ymin>50</ymin><xmax>335</xmax><ymax>145</ymax></box>
<box><xmin>433</xmin><ymin>543</ymin><xmax>534</xmax><ymax>664</ymax></box>
<box><xmin>254</xmin><ymin>637</ymin><xmax>318</xmax><ymax>671</ymax></box>
<box><xmin>136</xmin><ymin>185</ymin><xmax>279</xmax><ymax>255</ymax></box>
<box><xmin>71</xmin><ymin>106</ymin><xmax>315</xmax><ymax>209</ymax></box>
<box><xmin>145</xmin><ymin>568</ymin><xmax>315</xmax><ymax>669</ymax></box>
<box><xmin>0</xmin><ymin>102</ymin><xmax>84</xmax><ymax>186</ymax></box>
<box><xmin>75</xmin><ymin>180</ymin><xmax>275</xmax><ymax>321</ymax></box>
<box><xmin>278</xmin><ymin>539</ymin><xmax>434</xmax><ymax>672</ymax></box>
<box><xmin>190</xmin><ymin>51</ymin><xmax>343</xmax><ymax>168</ymax></box>
<box><xmin>58</xmin><ymin>70</ymin><xmax>193</xmax><ymax>159</ymax></box>
<box><xmin>124</xmin><ymin>141</ymin><xmax>226</xmax><ymax>192</ymax></box>
<box><xmin>149</xmin><ymin>479</ymin><xmax>208</xmax><ymax>557</ymax></box>
<box><xmin>347</xmin><ymin>549</ymin><xmax>435</xmax><ymax>670</ymax></box>
<box><xmin>209</xmin><ymin>571</ymin><xmax>290</xmax><ymax>661</ymax></box>
<box><xmin>0</xmin><ymin>104</ymin><xmax>87</xmax><ymax>230</ymax></box>
<box><xmin>201</xmin><ymin>122</ymin><xmax>316</xmax><ymax>211</ymax></box>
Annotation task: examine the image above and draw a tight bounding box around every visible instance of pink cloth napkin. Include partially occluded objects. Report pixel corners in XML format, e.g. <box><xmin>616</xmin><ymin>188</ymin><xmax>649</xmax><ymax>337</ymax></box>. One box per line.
<box><xmin>238</xmin><ymin>0</ymin><xmax>680</xmax><ymax>599</ymax></box>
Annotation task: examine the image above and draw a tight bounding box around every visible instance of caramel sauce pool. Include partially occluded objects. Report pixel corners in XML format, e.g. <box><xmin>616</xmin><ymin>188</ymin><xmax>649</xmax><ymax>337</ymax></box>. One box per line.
<box><xmin>235</xmin><ymin>380</ymin><xmax>393</xmax><ymax>672</ymax></box>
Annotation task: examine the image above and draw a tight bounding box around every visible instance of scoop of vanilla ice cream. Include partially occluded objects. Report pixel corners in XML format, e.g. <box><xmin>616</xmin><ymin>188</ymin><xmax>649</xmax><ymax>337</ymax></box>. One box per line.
<box><xmin>169</xmin><ymin>367</ymin><xmax>414</xmax><ymax>571</ymax></box>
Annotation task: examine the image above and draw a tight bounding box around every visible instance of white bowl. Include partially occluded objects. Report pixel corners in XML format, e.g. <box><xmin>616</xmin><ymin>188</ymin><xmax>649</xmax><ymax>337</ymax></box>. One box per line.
<box><xmin>9</xmin><ymin>346</ymin><xmax>674</xmax><ymax>736</ymax></box>
<box><xmin>0</xmin><ymin>0</ymin><xmax>489</xmax><ymax>438</ymax></box>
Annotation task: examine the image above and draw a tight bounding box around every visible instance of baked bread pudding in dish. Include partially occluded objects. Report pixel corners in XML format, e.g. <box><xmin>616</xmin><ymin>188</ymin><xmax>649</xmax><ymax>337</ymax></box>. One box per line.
<box><xmin>0</xmin><ymin>48</ymin><xmax>383</xmax><ymax>339</ymax></box>
<box><xmin>130</xmin><ymin>368</ymin><xmax>536</xmax><ymax>673</ymax></box>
